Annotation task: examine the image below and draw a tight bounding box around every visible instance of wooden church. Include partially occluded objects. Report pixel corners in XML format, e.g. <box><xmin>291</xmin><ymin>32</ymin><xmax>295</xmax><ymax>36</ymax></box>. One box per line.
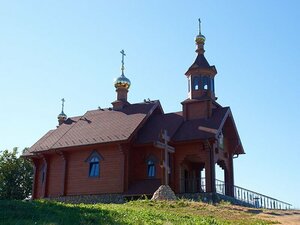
<box><xmin>24</xmin><ymin>22</ymin><xmax>244</xmax><ymax>200</ymax></box>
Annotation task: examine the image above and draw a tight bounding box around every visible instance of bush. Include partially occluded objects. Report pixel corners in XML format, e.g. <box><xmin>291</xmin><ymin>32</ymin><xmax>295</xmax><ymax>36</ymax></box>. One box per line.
<box><xmin>0</xmin><ymin>148</ymin><xmax>33</xmax><ymax>199</ymax></box>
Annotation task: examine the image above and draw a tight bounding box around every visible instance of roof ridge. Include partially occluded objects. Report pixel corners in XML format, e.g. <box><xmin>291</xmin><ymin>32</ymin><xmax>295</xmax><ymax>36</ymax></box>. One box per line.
<box><xmin>47</xmin><ymin>113</ymin><xmax>87</xmax><ymax>150</ymax></box>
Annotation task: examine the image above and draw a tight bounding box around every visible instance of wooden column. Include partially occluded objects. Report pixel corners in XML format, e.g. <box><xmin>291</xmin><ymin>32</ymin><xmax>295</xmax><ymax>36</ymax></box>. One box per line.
<box><xmin>59</xmin><ymin>152</ymin><xmax>67</xmax><ymax>196</ymax></box>
<box><xmin>31</xmin><ymin>159</ymin><xmax>37</xmax><ymax>199</ymax></box>
<box><xmin>226</xmin><ymin>154</ymin><xmax>234</xmax><ymax>197</ymax></box>
<box><xmin>205</xmin><ymin>141</ymin><xmax>216</xmax><ymax>193</ymax></box>
<box><xmin>41</xmin><ymin>155</ymin><xmax>48</xmax><ymax>198</ymax></box>
<box><xmin>119</xmin><ymin>144</ymin><xmax>129</xmax><ymax>192</ymax></box>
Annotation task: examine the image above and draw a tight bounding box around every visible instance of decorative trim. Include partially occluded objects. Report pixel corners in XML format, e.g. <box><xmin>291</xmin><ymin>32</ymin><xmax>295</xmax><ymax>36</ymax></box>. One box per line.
<box><xmin>85</xmin><ymin>150</ymin><xmax>104</xmax><ymax>162</ymax></box>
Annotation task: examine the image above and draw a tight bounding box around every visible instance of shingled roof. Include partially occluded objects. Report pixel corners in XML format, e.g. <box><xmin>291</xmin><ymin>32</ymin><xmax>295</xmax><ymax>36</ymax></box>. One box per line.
<box><xmin>25</xmin><ymin>101</ymin><xmax>161</xmax><ymax>155</ymax></box>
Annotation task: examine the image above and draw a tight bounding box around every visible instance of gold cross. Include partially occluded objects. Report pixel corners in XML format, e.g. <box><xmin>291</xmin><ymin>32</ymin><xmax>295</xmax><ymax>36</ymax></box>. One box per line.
<box><xmin>120</xmin><ymin>49</ymin><xmax>126</xmax><ymax>75</ymax></box>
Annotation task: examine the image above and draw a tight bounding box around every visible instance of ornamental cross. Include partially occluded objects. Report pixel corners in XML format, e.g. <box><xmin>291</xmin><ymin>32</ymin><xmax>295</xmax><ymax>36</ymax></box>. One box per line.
<box><xmin>198</xmin><ymin>18</ymin><xmax>202</xmax><ymax>35</ymax></box>
<box><xmin>120</xmin><ymin>49</ymin><xmax>126</xmax><ymax>75</ymax></box>
<box><xmin>61</xmin><ymin>98</ymin><xmax>65</xmax><ymax>112</ymax></box>
<box><xmin>154</xmin><ymin>129</ymin><xmax>175</xmax><ymax>185</ymax></box>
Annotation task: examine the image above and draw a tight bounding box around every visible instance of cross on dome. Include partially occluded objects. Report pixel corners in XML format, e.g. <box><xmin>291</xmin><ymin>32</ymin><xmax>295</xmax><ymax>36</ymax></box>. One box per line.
<box><xmin>120</xmin><ymin>49</ymin><xmax>126</xmax><ymax>76</ymax></box>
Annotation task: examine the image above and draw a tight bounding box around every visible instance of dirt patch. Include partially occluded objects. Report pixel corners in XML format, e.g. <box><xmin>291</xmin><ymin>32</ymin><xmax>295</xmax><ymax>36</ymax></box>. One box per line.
<box><xmin>215</xmin><ymin>203</ymin><xmax>300</xmax><ymax>224</ymax></box>
<box><xmin>258</xmin><ymin>210</ymin><xmax>300</xmax><ymax>225</ymax></box>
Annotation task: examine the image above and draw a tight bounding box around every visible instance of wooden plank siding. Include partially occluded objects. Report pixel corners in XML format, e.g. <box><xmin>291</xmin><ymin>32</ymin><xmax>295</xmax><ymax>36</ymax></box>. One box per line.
<box><xmin>65</xmin><ymin>145</ymin><xmax>124</xmax><ymax>195</ymax></box>
<box><xmin>47</xmin><ymin>154</ymin><xmax>64</xmax><ymax>197</ymax></box>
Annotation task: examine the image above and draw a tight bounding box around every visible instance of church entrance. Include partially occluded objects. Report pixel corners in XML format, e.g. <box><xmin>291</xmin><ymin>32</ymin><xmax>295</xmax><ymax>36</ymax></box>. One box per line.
<box><xmin>180</xmin><ymin>159</ymin><xmax>205</xmax><ymax>193</ymax></box>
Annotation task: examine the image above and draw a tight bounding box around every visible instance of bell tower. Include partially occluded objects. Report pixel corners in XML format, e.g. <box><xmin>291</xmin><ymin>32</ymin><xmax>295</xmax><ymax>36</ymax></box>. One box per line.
<box><xmin>182</xmin><ymin>19</ymin><xmax>218</xmax><ymax>120</ymax></box>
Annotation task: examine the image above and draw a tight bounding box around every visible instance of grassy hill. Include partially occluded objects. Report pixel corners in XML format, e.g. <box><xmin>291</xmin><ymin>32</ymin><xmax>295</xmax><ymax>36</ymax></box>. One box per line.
<box><xmin>0</xmin><ymin>199</ymin><xmax>277</xmax><ymax>225</ymax></box>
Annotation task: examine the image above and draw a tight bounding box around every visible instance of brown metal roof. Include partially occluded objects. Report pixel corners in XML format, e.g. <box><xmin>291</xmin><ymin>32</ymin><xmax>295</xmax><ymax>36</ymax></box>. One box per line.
<box><xmin>26</xmin><ymin>100</ymin><xmax>244</xmax><ymax>156</ymax></box>
<box><xmin>27</xmin><ymin>101</ymin><xmax>159</xmax><ymax>154</ymax></box>
<box><xmin>173</xmin><ymin>107</ymin><xmax>230</xmax><ymax>142</ymax></box>
<box><xmin>136</xmin><ymin>112</ymin><xmax>183</xmax><ymax>144</ymax></box>
<box><xmin>136</xmin><ymin>107</ymin><xmax>230</xmax><ymax>144</ymax></box>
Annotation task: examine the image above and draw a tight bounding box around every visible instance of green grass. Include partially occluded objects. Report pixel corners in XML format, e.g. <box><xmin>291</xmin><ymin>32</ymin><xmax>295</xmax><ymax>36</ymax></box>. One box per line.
<box><xmin>0</xmin><ymin>199</ymin><xmax>274</xmax><ymax>225</ymax></box>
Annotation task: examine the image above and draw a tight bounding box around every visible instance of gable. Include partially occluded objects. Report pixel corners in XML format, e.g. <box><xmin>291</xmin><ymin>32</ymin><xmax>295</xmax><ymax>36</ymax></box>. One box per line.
<box><xmin>221</xmin><ymin>111</ymin><xmax>245</xmax><ymax>155</ymax></box>
<box><xmin>135</xmin><ymin>112</ymin><xmax>183</xmax><ymax>145</ymax></box>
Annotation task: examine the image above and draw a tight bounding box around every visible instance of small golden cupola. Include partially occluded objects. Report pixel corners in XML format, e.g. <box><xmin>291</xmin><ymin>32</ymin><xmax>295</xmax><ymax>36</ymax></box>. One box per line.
<box><xmin>57</xmin><ymin>98</ymin><xmax>67</xmax><ymax>126</ymax></box>
<box><xmin>112</xmin><ymin>50</ymin><xmax>131</xmax><ymax>110</ymax></box>
<box><xmin>195</xmin><ymin>18</ymin><xmax>206</xmax><ymax>54</ymax></box>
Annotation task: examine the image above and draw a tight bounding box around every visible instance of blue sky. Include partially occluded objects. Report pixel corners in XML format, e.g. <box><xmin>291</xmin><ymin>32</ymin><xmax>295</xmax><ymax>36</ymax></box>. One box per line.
<box><xmin>0</xmin><ymin>1</ymin><xmax>299</xmax><ymax>208</ymax></box>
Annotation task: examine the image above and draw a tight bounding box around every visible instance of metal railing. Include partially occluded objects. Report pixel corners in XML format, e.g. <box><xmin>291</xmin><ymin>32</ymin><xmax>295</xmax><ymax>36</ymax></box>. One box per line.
<box><xmin>180</xmin><ymin>178</ymin><xmax>206</xmax><ymax>193</ymax></box>
<box><xmin>181</xmin><ymin>178</ymin><xmax>292</xmax><ymax>209</ymax></box>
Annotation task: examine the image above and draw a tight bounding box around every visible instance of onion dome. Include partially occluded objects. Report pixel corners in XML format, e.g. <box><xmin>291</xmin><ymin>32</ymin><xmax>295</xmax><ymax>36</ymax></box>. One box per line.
<box><xmin>114</xmin><ymin>74</ymin><xmax>131</xmax><ymax>89</ymax></box>
<box><xmin>195</xmin><ymin>33</ymin><xmax>206</xmax><ymax>45</ymax></box>
<box><xmin>57</xmin><ymin>111</ymin><xmax>67</xmax><ymax>120</ymax></box>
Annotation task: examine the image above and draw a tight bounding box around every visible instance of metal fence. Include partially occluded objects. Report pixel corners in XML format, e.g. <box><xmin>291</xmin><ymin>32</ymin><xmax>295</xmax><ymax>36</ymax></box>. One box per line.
<box><xmin>181</xmin><ymin>178</ymin><xmax>292</xmax><ymax>209</ymax></box>
<box><xmin>215</xmin><ymin>179</ymin><xmax>292</xmax><ymax>210</ymax></box>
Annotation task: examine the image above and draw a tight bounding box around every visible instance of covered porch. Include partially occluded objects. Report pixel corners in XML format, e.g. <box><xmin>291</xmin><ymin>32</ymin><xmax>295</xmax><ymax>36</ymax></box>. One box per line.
<box><xmin>178</xmin><ymin>153</ymin><xmax>234</xmax><ymax>197</ymax></box>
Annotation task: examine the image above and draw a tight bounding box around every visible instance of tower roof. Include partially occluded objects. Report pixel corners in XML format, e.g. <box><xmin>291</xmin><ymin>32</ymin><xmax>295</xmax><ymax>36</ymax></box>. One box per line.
<box><xmin>188</xmin><ymin>53</ymin><xmax>211</xmax><ymax>70</ymax></box>
<box><xmin>185</xmin><ymin>19</ymin><xmax>217</xmax><ymax>76</ymax></box>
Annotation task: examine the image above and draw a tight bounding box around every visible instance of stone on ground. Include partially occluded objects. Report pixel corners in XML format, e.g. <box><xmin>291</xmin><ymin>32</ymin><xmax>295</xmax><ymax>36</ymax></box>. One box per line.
<box><xmin>151</xmin><ymin>185</ymin><xmax>176</xmax><ymax>201</ymax></box>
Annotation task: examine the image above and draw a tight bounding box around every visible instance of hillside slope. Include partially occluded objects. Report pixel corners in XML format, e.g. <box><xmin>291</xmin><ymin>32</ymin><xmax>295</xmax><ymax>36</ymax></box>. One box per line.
<box><xmin>0</xmin><ymin>199</ymin><xmax>298</xmax><ymax>224</ymax></box>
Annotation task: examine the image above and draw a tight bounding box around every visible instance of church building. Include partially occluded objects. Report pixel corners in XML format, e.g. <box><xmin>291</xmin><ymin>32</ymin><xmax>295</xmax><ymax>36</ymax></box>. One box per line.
<box><xmin>24</xmin><ymin>22</ymin><xmax>244</xmax><ymax>200</ymax></box>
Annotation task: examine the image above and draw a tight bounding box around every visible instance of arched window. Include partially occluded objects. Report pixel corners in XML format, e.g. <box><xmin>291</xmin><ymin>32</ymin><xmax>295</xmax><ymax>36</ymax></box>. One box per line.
<box><xmin>211</xmin><ymin>78</ymin><xmax>215</xmax><ymax>92</ymax></box>
<box><xmin>147</xmin><ymin>160</ymin><xmax>155</xmax><ymax>177</ymax></box>
<box><xmin>202</xmin><ymin>76</ymin><xmax>209</xmax><ymax>90</ymax></box>
<box><xmin>41</xmin><ymin>164</ymin><xmax>46</xmax><ymax>184</ymax></box>
<box><xmin>193</xmin><ymin>77</ymin><xmax>200</xmax><ymax>90</ymax></box>
<box><xmin>86</xmin><ymin>151</ymin><xmax>103</xmax><ymax>177</ymax></box>
<box><xmin>218</xmin><ymin>132</ymin><xmax>224</xmax><ymax>149</ymax></box>
<box><xmin>89</xmin><ymin>156</ymin><xmax>100</xmax><ymax>177</ymax></box>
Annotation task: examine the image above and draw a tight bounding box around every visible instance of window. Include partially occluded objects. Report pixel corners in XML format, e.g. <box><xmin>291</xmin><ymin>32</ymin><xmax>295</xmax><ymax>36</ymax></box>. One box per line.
<box><xmin>193</xmin><ymin>77</ymin><xmax>200</xmax><ymax>90</ymax></box>
<box><xmin>41</xmin><ymin>164</ymin><xmax>45</xmax><ymax>184</ymax></box>
<box><xmin>218</xmin><ymin>132</ymin><xmax>224</xmax><ymax>149</ymax></box>
<box><xmin>86</xmin><ymin>151</ymin><xmax>103</xmax><ymax>177</ymax></box>
<box><xmin>89</xmin><ymin>156</ymin><xmax>100</xmax><ymax>177</ymax></box>
<box><xmin>147</xmin><ymin>160</ymin><xmax>156</xmax><ymax>177</ymax></box>
<box><xmin>211</xmin><ymin>78</ymin><xmax>215</xmax><ymax>92</ymax></box>
<box><xmin>202</xmin><ymin>76</ymin><xmax>209</xmax><ymax>90</ymax></box>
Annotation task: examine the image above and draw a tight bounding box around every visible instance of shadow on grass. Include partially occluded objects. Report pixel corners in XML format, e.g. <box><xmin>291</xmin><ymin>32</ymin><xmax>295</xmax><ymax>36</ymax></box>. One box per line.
<box><xmin>264</xmin><ymin>210</ymin><xmax>300</xmax><ymax>216</ymax></box>
<box><xmin>0</xmin><ymin>200</ymin><xmax>119</xmax><ymax>225</ymax></box>
<box><xmin>246</xmin><ymin>209</ymin><xmax>263</xmax><ymax>214</ymax></box>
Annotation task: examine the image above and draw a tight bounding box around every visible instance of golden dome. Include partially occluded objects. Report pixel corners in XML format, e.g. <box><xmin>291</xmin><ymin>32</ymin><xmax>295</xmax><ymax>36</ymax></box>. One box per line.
<box><xmin>195</xmin><ymin>34</ymin><xmax>206</xmax><ymax>44</ymax></box>
<box><xmin>114</xmin><ymin>74</ymin><xmax>131</xmax><ymax>89</ymax></box>
<box><xmin>195</xmin><ymin>19</ymin><xmax>206</xmax><ymax>44</ymax></box>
